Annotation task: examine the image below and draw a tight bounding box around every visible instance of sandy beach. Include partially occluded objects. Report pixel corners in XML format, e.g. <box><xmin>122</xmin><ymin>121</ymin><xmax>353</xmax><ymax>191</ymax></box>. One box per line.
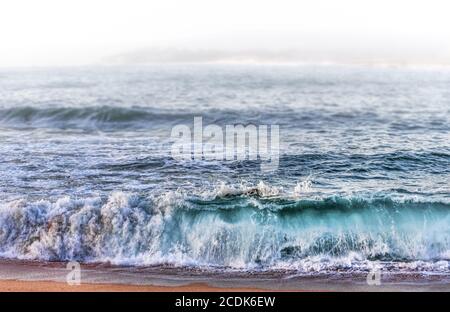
<box><xmin>0</xmin><ymin>280</ymin><xmax>267</xmax><ymax>292</ymax></box>
<box><xmin>0</xmin><ymin>259</ymin><xmax>284</xmax><ymax>292</ymax></box>
<box><xmin>1</xmin><ymin>259</ymin><xmax>450</xmax><ymax>292</ymax></box>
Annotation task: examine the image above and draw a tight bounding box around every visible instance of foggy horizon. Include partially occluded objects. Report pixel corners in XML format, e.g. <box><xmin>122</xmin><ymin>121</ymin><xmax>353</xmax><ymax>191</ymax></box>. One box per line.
<box><xmin>1</xmin><ymin>0</ymin><xmax>450</xmax><ymax>67</ymax></box>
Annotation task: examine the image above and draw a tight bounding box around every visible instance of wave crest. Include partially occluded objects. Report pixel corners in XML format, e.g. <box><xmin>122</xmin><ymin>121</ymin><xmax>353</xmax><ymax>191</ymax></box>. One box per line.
<box><xmin>1</xmin><ymin>189</ymin><xmax>450</xmax><ymax>272</ymax></box>
<box><xmin>0</xmin><ymin>106</ymin><xmax>193</xmax><ymax>130</ymax></box>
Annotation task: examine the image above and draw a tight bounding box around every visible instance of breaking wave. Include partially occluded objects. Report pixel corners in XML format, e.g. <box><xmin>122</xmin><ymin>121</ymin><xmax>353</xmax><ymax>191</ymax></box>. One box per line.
<box><xmin>1</xmin><ymin>186</ymin><xmax>450</xmax><ymax>273</ymax></box>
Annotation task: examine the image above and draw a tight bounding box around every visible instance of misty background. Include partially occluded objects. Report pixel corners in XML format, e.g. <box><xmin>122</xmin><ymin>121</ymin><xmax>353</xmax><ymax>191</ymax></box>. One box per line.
<box><xmin>1</xmin><ymin>0</ymin><xmax>450</xmax><ymax>67</ymax></box>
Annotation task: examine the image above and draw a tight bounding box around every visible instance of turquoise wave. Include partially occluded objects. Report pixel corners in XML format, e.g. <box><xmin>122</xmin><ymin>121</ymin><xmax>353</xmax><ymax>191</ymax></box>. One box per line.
<box><xmin>0</xmin><ymin>192</ymin><xmax>449</xmax><ymax>272</ymax></box>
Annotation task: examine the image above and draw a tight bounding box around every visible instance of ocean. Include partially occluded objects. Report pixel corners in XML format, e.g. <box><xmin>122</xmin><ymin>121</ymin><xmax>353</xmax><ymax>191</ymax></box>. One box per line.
<box><xmin>0</xmin><ymin>65</ymin><xmax>449</xmax><ymax>277</ymax></box>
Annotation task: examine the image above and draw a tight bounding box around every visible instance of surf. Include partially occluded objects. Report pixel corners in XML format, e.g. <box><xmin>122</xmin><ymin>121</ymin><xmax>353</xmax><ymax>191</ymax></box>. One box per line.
<box><xmin>0</xmin><ymin>188</ymin><xmax>449</xmax><ymax>273</ymax></box>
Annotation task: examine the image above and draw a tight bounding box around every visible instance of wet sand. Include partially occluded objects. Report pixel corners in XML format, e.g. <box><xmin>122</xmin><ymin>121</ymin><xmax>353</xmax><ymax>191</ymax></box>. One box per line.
<box><xmin>1</xmin><ymin>259</ymin><xmax>449</xmax><ymax>292</ymax></box>
<box><xmin>0</xmin><ymin>280</ymin><xmax>267</xmax><ymax>292</ymax></box>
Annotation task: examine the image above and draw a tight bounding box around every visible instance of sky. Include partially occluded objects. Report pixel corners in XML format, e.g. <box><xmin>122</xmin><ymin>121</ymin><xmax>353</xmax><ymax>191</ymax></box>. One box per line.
<box><xmin>1</xmin><ymin>0</ymin><xmax>450</xmax><ymax>66</ymax></box>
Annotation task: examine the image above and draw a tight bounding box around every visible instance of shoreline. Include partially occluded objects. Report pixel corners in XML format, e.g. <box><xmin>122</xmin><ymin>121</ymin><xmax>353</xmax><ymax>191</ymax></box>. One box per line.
<box><xmin>1</xmin><ymin>259</ymin><xmax>450</xmax><ymax>292</ymax></box>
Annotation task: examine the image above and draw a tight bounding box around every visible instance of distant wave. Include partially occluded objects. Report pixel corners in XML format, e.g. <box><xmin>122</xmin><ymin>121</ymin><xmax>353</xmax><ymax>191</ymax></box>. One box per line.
<box><xmin>1</xmin><ymin>187</ymin><xmax>450</xmax><ymax>273</ymax></box>
<box><xmin>0</xmin><ymin>105</ymin><xmax>290</xmax><ymax>130</ymax></box>
<box><xmin>0</xmin><ymin>105</ymin><xmax>447</xmax><ymax>132</ymax></box>
<box><xmin>0</xmin><ymin>106</ymin><xmax>197</xmax><ymax>130</ymax></box>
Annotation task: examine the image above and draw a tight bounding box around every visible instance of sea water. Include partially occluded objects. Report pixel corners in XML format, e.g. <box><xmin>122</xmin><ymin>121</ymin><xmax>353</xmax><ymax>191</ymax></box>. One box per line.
<box><xmin>0</xmin><ymin>65</ymin><xmax>449</xmax><ymax>274</ymax></box>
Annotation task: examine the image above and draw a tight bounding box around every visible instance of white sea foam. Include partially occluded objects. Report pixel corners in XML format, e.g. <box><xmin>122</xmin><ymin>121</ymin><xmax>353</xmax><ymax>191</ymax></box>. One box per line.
<box><xmin>294</xmin><ymin>178</ymin><xmax>313</xmax><ymax>197</ymax></box>
<box><xmin>210</xmin><ymin>181</ymin><xmax>281</xmax><ymax>199</ymax></box>
<box><xmin>0</xmin><ymin>190</ymin><xmax>450</xmax><ymax>273</ymax></box>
